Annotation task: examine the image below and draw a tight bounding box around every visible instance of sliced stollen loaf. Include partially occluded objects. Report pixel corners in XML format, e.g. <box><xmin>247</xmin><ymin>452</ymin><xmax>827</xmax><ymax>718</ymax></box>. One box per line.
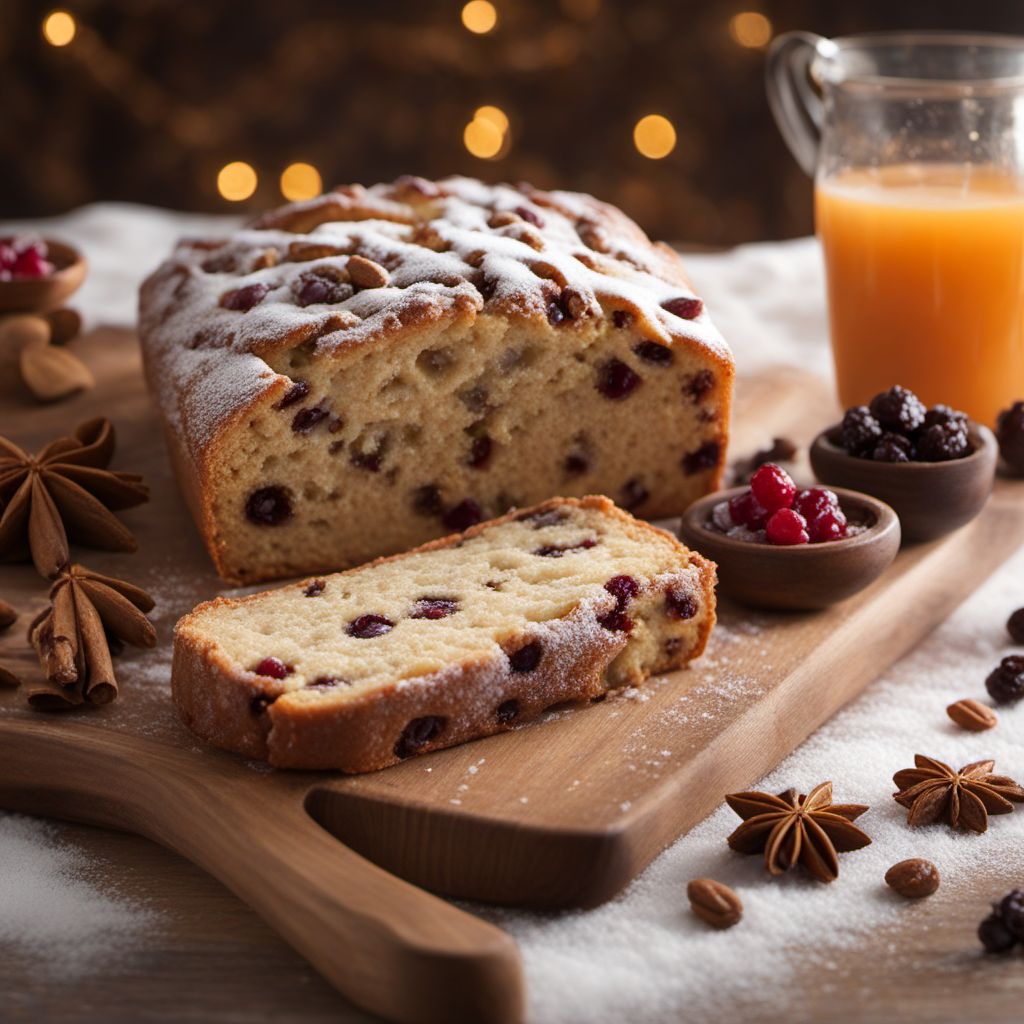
<box><xmin>173</xmin><ymin>496</ymin><xmax>716</xmax><ymax>772</ymax></box>
<box><xmin>140</xmin><ymin>175</ymin><xmax>733</xmax><ymax>585</ymax></box>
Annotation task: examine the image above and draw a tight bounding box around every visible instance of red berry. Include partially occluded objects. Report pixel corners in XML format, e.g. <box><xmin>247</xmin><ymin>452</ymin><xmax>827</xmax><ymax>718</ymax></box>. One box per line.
<box><xmin>765</xmin><ymin>508</ymin><xmax>809</xmax><ymax>545</ymax></box>
<box><xmin>808</xmin><ymin>508</ymin><xmax>848</xmax><ymax>543</ymax></box>
<box><xmin>728</xmin><ymin>490</ymin><xmax>769</xmax><ymax>529</ymax></box>
<box><xmin>253</xmin><ymin>657</ymin><xmax>291</xmax><ymax>679</ymax></box>
<box><xmin>11</xmin><ymin>247</ymin><xmax>53</xmax><ymax>279</ymax></box>
<box><xmin>750</xmin><ymin>463</ymin><xmax>797</xmax><ymax>513</ymax></box>
<box><xmin>793</xmin><ymin>487</ymin><xmax>839</xmax><ymax>522</ymax></box>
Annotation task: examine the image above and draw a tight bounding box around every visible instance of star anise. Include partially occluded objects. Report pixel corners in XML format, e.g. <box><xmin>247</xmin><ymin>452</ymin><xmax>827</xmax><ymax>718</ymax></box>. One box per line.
<box><xmin>26</xmin><ymin>563</ymin><xmax>156</xmax><ymax>709</ymax></box>
<box><xmin>726</xmin><ymin>782</ymin><xmax>872</xmax><ymax>883</ymax></box>
<box><xmin>0</xmin><ymin>418</ymin><xmax>148</xmax><ymax>579</ymax></box>
<box><xmin>893</xmin><ymin>754</ymin><xmax>1024</xmax><ymax>833</ymax></box>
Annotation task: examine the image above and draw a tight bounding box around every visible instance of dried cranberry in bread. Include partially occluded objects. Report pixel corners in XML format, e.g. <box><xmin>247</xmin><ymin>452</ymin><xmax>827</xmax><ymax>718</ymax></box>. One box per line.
<box><xmin>140</xmin><ymin>175</ymin><xmax>733</xmax><ymax>584</ymax></box>
<box><xmin>172</xmin><ymin>496</ymin><xmax>716</xmax><ymax>772</ymax></box>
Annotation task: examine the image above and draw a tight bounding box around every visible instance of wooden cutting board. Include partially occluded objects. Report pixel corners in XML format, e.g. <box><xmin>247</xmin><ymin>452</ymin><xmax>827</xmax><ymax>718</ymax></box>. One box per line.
<box><xmin>2</xmin><ymin>328</ymin><xmax>1022</xmax><ymax>1024</ymax></box>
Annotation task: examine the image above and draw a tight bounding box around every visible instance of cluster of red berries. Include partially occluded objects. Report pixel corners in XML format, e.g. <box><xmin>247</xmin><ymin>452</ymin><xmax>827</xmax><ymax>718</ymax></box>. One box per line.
<box><xmin>727</xmin><ymin>463</ymin><xmax>847</xmax><ymax>546</ymax></box>
<box><xmin>0</xmin><ymin>237</ymin><xmax>54</xmax><ymax>281</ymax></box>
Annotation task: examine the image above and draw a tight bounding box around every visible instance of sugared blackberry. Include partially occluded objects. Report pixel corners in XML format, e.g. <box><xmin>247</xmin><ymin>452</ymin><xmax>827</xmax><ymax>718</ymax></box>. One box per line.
<box><xmin>1000</xmin><ymin>890</ymin><xmax>1024</xmax><ymax>940</ymax></box>
<box><xmin>869</xmin><ymin>386</ymin><xmax>927</xmax><ymax>433</ymax></box>
<box><xmin>996</xmin><ymin>400</ymin><xmax>1024</xmax><ymax>475</ymax></box>
<box><xmin>923</xmin><ymin>404</ymin><xmax>968</xmax><ymax>430</ymax></box>
<box><xmin>838</xmin><ymin>406</ymin><xmax>882</xmax><ymax>455</ymax></box>
<box><xmin>916</xmin><ymin>421</ymin><xmax>971</xmax><ymax>462</ymax></box>
<box><xmin>871</xmin><ymin>433</ymin><xmax>914</xmax><ymax>463</ymax></box>
<box><xmin>985</xmin><ymin>654</ymin><xmax>1024</xmax><ymax>704</ymax></box>
<box><xmin>1008</xmin><ymin>607</ymin><xmax>1024</xmax><ymax>645</ymax></box>
<box><xmin>979</xmin><ymin>911</ymin><xmax>1018</xmax><ymax>954</ymax></box>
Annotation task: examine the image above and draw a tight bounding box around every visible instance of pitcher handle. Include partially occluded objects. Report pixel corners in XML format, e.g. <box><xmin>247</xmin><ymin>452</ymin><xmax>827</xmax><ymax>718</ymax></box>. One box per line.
<box><xmin>766</xmin><ymin>31</ymin><xmax>833</xmax><ymax>177</ymax></box>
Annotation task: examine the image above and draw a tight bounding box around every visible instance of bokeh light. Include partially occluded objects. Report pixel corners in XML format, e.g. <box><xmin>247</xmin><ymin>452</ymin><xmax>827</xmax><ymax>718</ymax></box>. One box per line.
<box><xmin>42</xmin><ymin>10</ymin><xmax>76</xmax><ymax>47</ymax></box>
<box><xmin>217</xmin><ymin>161</ymin><xmax>258</xmax><ymax>201</ymax></box>
<box><xmin>463</xmin><ymin>116</ymin><xmax>505</xmax><ymax>159</ymax></box>
<box><xmin>633</xmin><ymin>114</ymin><xmax>677</xmax><ymax>160</ymax></box>
<box><xmin>461</xmin><ymin>1</ymin><xmax>498</xmax><ymax>34</ymax></box>
<box><xmin>474</xmin><ymin>105</ymin><xmax>509</xmax><ymax>135</ymax></box>
<box><xmin>280</xmin><ymin>162</ymin><xmax>322</xmax><ymax>201</ymax></box>
<box><xmin>729</xmin><ymin>11</ymin><xmax>772</xmax><ymax>49</ymax></box>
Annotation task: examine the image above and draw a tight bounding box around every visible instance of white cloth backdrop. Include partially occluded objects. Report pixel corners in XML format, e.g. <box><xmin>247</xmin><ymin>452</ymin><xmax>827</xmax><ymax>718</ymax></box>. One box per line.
<box><xmin>3</xmin><ymin>205</ymin><xmax>1023</xmax><ymax>1023</ymax></box>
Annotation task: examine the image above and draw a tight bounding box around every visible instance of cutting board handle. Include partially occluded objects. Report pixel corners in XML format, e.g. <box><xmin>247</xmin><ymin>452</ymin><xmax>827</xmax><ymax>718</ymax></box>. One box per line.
<box><xmin>0</xmin><ymin>722</ymin><xmax>524</xmax><ymax>1024</ymax></box>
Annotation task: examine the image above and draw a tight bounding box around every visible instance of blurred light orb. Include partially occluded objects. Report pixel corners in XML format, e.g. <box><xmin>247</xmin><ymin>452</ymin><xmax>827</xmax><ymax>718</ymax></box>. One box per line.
<box><xmin>42</xmin><ymin>10</ymin><xmax>76</xmax><ymax>47</ymax></box>
<box><xmin>729</xmin><ymin>11</ymin><xmax>772</xmax><ymax>49</ymax></box>
<box><xmin>461</xmin><ymin>1</ymin><xmax>497</xmax><ymax>34</ymax></box>
<box><xmin>217</xmin><ymin>162</ymin><xmax>258</xmax><ymax>202</ymax></box>
<box><xmin>464</xmin><ymin>117</ymin><xmax>505</xmax><ymax>159</ymax></box>
<box><xmin>280</xmin><ymin>162</ymin><xmax>322</xmax><ymax>201</ymax></box>
<box><xmin>474</xmin><ymin>105</ymin><xmax>509</xmax><ymax>135</ymax></box>
<box><xmin>633</xmin><ymin>115</ymin><xmax>677</xmax><ymax>160</ymax></box>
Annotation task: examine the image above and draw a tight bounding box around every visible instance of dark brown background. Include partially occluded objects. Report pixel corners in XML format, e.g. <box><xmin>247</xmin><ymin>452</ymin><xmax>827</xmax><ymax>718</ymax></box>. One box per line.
<box><xmin>5</xmin><ymin>0</ymin><xmax>1021</xmax><ymax>243</ymax></box>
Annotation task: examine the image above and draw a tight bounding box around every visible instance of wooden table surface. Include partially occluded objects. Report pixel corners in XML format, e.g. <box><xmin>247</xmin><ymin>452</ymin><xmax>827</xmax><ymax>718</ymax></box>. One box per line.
<box><xmin>4</xmin><ymin>816</ymin><xmax>1023</xmax><ymax>1024</ymax></box>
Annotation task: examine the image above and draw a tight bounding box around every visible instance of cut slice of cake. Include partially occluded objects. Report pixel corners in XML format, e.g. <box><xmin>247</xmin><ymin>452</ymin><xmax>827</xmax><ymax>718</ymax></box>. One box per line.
<box><xmin>173</xmin><ymin>496</ymin><xmax>716</xmax><ymax>772</ymax></box>
<box><xmin>140</xmin><ymin>175</ymin><xmax>733</xmax><ymax>585</ymax></box>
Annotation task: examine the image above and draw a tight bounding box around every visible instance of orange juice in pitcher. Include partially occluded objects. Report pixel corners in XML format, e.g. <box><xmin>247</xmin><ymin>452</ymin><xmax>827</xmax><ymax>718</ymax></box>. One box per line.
<box><xmin>816</xmin><ymin>164</ymin><xmax>1024</xmax><ymax>425</ymax></box>
<box><xmin>768</xmin><ymin>31</ymin><xmax>1024</xmax><ymax>426</ymax></box>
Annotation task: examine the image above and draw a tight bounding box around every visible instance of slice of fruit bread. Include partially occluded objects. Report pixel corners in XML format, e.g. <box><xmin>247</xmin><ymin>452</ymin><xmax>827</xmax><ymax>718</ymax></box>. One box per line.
<box><xmin>172</xmin><ymin>495</ymin><xmax>716</xmax><ymax>772</ymax></box>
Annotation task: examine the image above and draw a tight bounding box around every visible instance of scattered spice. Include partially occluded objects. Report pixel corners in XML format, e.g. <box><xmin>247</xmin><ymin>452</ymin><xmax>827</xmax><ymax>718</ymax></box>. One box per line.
<box><xmin>985</xmin><ymin>655</ymin><xmax>1024</xmax><ymax>705</ymax></box>
<box><xmin>26</xmin><ymin>564</ymin><xmax>155</xmax><ymax>709</ymax></box>
<box><xmin>0</xmin><ymin>418</ymin><xmax>149</xmax><ymax>578</ymax></box>
<box><xmin>892</xmin><ymin>755</ymin><xmax>1024</xmax><ymax>833</ymax></box>
<box><xmin>884</xmin><ymin>858</ymin><xmax>940</xmax><ymax>899</ymax></box>
<box><xmin>946</xmin><ymin>698</ymin><xmax>998</xmax><ymax>732</ymax></box>
<box><xmin>687</xmin><ymin>878</ymin><xmax>742</xmax><ymax>929</ymax></box>
<box><xmin>725</xmin><ymin>782</ymin><xmax>871</xmax><ymax>883</ymax></box>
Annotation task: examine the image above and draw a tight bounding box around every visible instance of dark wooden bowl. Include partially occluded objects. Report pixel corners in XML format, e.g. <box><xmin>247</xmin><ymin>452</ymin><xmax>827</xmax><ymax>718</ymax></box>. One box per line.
<box><xmin>680</xmin><ymin>486</ymin><xmax>901</xmax><ymax>611</ymax></box>
<box><xmin>809</xmin><ymin>424</ymin><xmax>998</xmax><ymax>544</ymax></box>
<box><xmin>0</xmin><ymin>240</ymin><xmax>86</xmax><ymax>313</ymax></box>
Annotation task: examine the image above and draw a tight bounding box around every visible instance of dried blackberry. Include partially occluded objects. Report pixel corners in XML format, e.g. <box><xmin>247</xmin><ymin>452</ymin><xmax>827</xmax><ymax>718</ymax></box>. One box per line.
<box><xmin>869</xmin><ymin>385</ymin><xmax>927</xmax><ymax>433</ymax></box>
<box><xmin>838</xmin><ymin>406</ymin><xmax>882</xmax><ymax>455</ymax></box>
<box><xmin>985</xmin><ymin>655</ymin><xmax>1024</xmax><ymax>704</ymax></box>
<box><xmin>916</xmin><ymin>421</ymin><xmax>971</xmax><ymax>462</ymax></box>
<box><xmin>871</xmin><ymin>432</ymin><xmax>914</xmax><ymax>463</ymax></box>
<box><xmin>1008</xmin><ymin>608</ymin><xmax>1024</xmax><ymax>645</ymax></box>
<box><xmin>996</xmin><ymin>400</ymin><xmax>1024</xmax><ymax>475</ymax></box>
<box><xmin>979</xmin><ymin>911</ymin><xmax>1018</xmax><ymax>954</ymax></box>
<box><xmin>1000</xmin><ymin>890</ymin><xmax>1024</xmax><ymax>940</ymax></box>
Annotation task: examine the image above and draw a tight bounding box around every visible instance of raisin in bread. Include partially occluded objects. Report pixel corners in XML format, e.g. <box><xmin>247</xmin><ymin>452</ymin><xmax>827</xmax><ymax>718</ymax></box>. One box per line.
<box><xmin>140</xmin><ymin>176</ymin><xmax>733</xmax><ymax>585</ymax></box>
<box><xmin>173</xmin><ymin>496</ymin><xmax>716</xmax><ymax>772</ymax></box>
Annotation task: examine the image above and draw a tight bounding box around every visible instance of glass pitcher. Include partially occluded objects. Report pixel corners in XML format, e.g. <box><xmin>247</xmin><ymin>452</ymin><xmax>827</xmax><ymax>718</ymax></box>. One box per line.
<box><xmin>767</xmin><ymin>31</ymin><xmax>1024</xmax><ymax>426</ymax></box>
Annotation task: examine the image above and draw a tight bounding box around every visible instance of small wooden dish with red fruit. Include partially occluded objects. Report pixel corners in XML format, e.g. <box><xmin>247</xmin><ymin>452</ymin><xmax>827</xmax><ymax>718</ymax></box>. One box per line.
<box><xmin>0</xmin><ymin>237</ymin><xmax>86</xmax><ymax>313</ymax></box>
<box><xmin>680</xmin><ymin>464</ymin><xmax>900</xmax><ymax>610</ymax></box>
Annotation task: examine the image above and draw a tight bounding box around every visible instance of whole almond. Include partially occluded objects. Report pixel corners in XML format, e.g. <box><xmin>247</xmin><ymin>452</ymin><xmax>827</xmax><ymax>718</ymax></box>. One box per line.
<box><xmin>347</xmin><ymin>254</ymin><xmax>390</xmax><ymax>289</ymax></box>
<box><xmin>687</xmin><ymin>877</ymin><xmax>742</xmax><ymax>929</ymax></box>
<box><xmin>885</xmin><ymin>858</ymin><xmax>940</xmax><ymax>899</ymax></box>
<box><xmin>946</xmin><ymin>698</ymin><xmax>997</xmax><ymax>732</ymax></box>
<box><xmin>0</xmin><ymin>599</ymin><xmax>16</xmax><ymax>631</ymax></box>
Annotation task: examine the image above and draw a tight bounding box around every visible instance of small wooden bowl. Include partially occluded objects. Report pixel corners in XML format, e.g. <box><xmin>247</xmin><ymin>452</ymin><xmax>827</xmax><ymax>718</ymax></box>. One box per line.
<box><xmin>809</xmin><ymin>424</ymin><xmax>998</xmax><ymax>543</ymax></box>
<box><xmin>680</xmin><ymin>486</ymin><xmax>901</xmax><ymax>611</ymax></box>
<box><xmin>0</xmin><ymin>240</ymin><xmax>87</xmax><ymax>313</ymax></box>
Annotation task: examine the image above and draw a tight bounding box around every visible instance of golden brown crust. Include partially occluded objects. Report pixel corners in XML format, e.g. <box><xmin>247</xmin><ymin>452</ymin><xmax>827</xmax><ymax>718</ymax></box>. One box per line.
<box><xmin>172</xmin><ymin>496</ymin><xmax>717</xmax><ymax>772</ymax></box>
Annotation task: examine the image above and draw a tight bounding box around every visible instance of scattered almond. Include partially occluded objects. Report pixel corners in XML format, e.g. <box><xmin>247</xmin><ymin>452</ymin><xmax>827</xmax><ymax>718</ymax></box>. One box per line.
<box><xmin>884</xmin><ymin>858</ymin><xmax>940</xmax><ymax>898</ymax></box>
<box><xmin>20</xmin><ymin>340</ymin><xmax>94</xmax><ymax>401</ymax></box>
<box><xmin>946</xmin><ymin>698</ymin><xmax>997</xmax><ymax>732</ymax></box>
<box><xmin>44</xmin><ymin>307</ymin><xmax>83</xmax><ymax>346</ymax></box>
<box><xmin>0</xmin><ymin>599</ymin><xmax>16</xmax><ymax>631</ymax></box>
<box><xmin>686</xmin><ymin>877</ymin><xmax>743</xmax><ymax>929</ymax></box>
<box><xmin>0</xmin><ymin>666</ymin><xmax>22</xmax><ymax>689</ymax></box>
<box><xmin>347</xmin><ymin>254</ymin><xmax>390</xmax><ymax>289</ymax></box>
